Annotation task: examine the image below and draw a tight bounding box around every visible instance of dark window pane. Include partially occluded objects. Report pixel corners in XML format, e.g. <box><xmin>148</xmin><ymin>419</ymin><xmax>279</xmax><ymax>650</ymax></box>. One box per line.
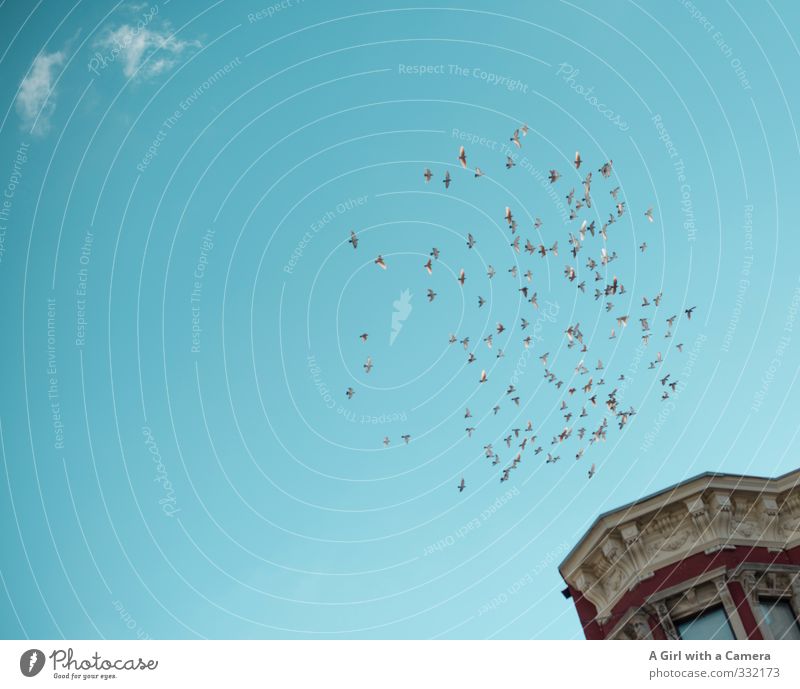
<box><xmin>759</xmin><ymin>600</ymin><xmax>800</xmax><ymax>640</ymax></box>
<box><xmin>676</xmin><ymin>606</ymin><xmax>735</xmax><ymax>640</ymax></box>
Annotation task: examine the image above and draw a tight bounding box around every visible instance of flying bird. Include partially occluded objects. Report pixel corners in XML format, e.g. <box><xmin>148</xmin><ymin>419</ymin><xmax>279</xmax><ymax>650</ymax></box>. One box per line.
<box><xmin>401</xmin><ymin>137</ymin><xmax>695</xmax><ymax>496</ymax></box>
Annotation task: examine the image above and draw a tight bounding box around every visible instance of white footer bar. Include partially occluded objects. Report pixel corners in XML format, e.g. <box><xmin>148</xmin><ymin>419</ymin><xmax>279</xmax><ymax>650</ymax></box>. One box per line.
<box><xmin>1</xmin><ymin>641</ymin><xmax>798</xmax><ymax>687</ymax></box>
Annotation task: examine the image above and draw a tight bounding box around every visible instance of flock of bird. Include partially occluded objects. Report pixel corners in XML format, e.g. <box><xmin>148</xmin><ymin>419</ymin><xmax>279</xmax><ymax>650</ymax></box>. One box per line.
<box><xmin>343</xmin><ymin>126</ymin><xmax>696</xmax><ymax>494</ymax></box>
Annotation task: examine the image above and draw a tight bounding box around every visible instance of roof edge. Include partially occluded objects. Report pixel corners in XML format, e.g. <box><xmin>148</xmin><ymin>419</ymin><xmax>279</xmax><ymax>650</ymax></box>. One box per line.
<box><xmin>559</xmin><ymin>466</ymin><xmax>800</xmax><ymax>579</ymax></box>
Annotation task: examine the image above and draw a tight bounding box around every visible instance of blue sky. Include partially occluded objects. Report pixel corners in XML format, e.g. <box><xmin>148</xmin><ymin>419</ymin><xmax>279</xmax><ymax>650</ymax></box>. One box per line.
<box><xmin>1</xmin><ymin>0</ymin><xmax>800</xmax><ymax>639</ymax></box>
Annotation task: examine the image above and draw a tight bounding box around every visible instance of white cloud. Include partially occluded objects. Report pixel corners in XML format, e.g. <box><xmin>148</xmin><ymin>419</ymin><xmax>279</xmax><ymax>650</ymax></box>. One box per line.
<box><xmin>16</xmin><ymin>50</ymin><xmax>66</xmax><ymax>136</ymax></box>
<box><xmin>96</xmin><ymin>22</ymin><xmax>200</xmax><ymax>80</ymax></box>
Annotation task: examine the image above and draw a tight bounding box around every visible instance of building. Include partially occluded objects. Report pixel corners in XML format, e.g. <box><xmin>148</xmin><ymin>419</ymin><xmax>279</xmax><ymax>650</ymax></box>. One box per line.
<box><xmin>559</xmin><ymin>468</ymin><xmax>800</xmax><ymax>639</ymax></box>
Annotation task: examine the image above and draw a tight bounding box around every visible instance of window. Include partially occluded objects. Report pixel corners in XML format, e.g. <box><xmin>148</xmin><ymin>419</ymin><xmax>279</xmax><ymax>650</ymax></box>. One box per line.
<box><xmin>676</xmin><ymin>606</ymin><xmax>735</xmax><ymax>640</ymax></box>
<box><xmin>759</xmin><ymin>599</ymin><xmax>800</xmax><ymax>640</ymax></box>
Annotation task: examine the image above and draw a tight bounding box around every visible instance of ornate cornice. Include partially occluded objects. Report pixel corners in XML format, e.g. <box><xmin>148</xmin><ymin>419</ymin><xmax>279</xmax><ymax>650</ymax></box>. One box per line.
<box><xmin>560</xmin><ymin>470</ymin><xmax>800</xmax><ymax>621</ymax></box>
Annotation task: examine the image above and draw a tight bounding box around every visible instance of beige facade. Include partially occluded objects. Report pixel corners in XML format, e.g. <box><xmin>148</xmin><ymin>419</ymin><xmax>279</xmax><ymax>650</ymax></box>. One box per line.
<box><xmin>559</xmin><ymin>469</ymin><xmax>800</xmax><ymax>640</ymax></box>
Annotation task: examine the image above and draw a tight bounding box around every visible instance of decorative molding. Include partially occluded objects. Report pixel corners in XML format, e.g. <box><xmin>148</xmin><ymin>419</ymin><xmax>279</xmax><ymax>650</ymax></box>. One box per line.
<box><xmin>735</xmin><ymin>566</ymin><xmax>800</xmax><ymax>639</ymax></box>
<box><xmin>713</xmin><ymin>576</ymin><xmax>748</xmax><ymax>640</ymax></box>
<box><xmin>613</xmin><ymin>610</ymin><xmax>654</xmax><ymax>640</ymax></box>
<box><xmin>652</xmin><ymin>602</ymin><xmax>678</xmax><ymax>640</ymax></box>
<box><xmin>561</xmin><ymin>476</ymin><xmax>800</xmax><ymax>622</ymax></box>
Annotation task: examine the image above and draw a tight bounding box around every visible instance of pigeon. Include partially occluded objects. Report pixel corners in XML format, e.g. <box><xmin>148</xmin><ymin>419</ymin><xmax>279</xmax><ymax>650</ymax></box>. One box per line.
<box><xmin>458</xmin><ymin>146</ymin><xmax>467</xmax><ymax>168</ymax></box>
